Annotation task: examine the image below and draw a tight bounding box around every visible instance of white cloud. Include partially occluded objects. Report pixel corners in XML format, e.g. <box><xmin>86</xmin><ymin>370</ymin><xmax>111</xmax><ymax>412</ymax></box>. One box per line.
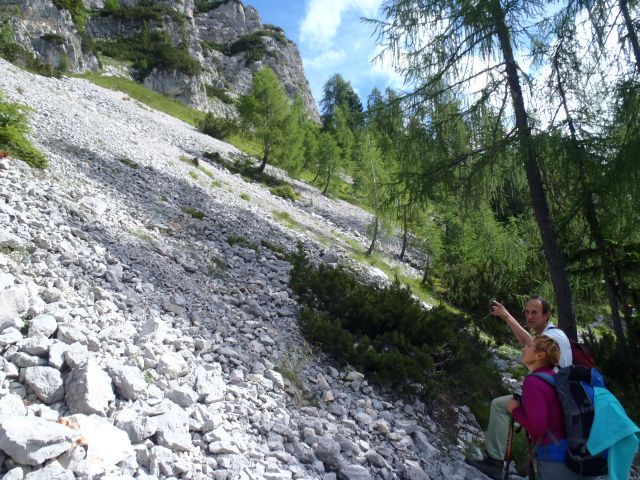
<box><xmin>303</xmin><ymin>50</ymin><xmax>346</xmax><ymax>71</ymax></box>
<box><xmin>300</xmin><ymin>0</ymin><xmax>382</xmax><ymax>50</ymax></box>
<box><xmin>368</xmin><ymin>45</ymin><xmax>405</xmax><ymax>91</ymax></box>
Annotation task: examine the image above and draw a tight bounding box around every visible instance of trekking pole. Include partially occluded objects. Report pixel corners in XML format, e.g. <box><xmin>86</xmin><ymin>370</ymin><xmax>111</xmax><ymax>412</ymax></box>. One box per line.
<box><xmin>503</xmin><ymin>417</ymin><xmax>515</xmax><ymax>480</ymax></box>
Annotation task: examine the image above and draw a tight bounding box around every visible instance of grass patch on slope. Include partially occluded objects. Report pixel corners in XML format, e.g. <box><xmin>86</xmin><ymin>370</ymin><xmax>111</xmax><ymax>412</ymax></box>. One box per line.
<box><xmin>76</xmin><ymin>73</ymin><xmax>204</xmax><ymax>126</ymax></box>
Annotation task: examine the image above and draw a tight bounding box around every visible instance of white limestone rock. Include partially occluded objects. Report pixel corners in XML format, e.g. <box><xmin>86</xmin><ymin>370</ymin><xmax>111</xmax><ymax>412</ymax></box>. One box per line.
<box><xmin>65</xmin><ymin>359</ymin><xmax>115</xmax><ymax>416</ymax></box>
<box><xmin>195</xmin><ymin>364</ymin><xmax>226</xmax><ymax>403</ymax></box>
<box><xmin>108</xmin><ymin>363</ymin><xmax>148</xmax><ymax>401</ymax></box>
<box><xmin>28</xmin><ymin>314</ymin><xmax>58</xmax><ymax>338</ymax></box>
<box><xmin>65</xmin><ymin>414</ymin><xmax>134</xmax><ymax>470</ymax></box>
<box><xmin>0</xmin><ymin>393</ymin><xmax>27</xmax><ymax>416</ymax></box>
<box><xmin>264</xmin><ymin>369</ymin><xmax>285</xmax><ymax>390</ymax></box>
<box><xmin>0</xmin><ymin>327</ymin><xmax>23</xmax><ymax>346</ymax></box>
<box><xmin>157</xmin><ymin>352</ymin><xmax>188</xmax><ymax>379</ymax></box>
<box><xmin>24</xmin><ymin>366</ymin><xmax>65</xmax><ymax>404</ymax></box>
<box><xmin>0</xmin><ymin>415</ymin><xmax>80</xmax><ymax>466</ymax></box>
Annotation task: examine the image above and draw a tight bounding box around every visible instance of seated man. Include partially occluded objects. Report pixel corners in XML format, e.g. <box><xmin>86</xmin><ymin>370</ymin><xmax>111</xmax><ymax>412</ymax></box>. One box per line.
<box><xmin>467</xmin><ymin>296</ymin><xmax>572</xmax><ymax>479</ymax></box>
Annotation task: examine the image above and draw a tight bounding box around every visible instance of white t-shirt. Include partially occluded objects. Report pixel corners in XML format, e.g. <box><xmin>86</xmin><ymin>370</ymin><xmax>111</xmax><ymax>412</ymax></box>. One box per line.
<box><xmin>542</xmin><ymin>323</ymin><xmax>573</xmax><ymax>368</ymax></box>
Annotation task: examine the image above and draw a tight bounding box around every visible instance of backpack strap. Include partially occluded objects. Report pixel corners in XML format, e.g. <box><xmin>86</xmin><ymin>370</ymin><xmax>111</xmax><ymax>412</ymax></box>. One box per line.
<box><xmin>529</xmin><ymin>371</ymin><xmax>556</xmax><ymax>386</ymax></box>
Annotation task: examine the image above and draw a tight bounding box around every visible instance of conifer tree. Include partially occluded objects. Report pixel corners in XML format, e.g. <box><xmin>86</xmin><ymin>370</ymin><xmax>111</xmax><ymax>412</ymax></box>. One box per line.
<box><xmin>238</xmin><ymin>67</ymin><xmax>296</xmax><ymax>173</ymax></box>
<box><xmin>373</xmin><ymin>0</ymin><xmax>579</xmax><ymax>338</ymax></box>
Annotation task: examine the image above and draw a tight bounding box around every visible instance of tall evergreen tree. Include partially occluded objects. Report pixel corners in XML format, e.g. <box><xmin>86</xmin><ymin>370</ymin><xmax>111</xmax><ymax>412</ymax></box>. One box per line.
<box><xmin>238</xmin><ymin>67</ymin><xmax>297</xmax><ymax>173</ymax></box>
<box><xmin>373</xmin><ymin>0</ymin><xmax>579</xmax><ymax>339</ymax></box>
<box><xmin>320</xmin><ymin>74</ymin><xmax>364</xmax><ymax>131</ymax></box>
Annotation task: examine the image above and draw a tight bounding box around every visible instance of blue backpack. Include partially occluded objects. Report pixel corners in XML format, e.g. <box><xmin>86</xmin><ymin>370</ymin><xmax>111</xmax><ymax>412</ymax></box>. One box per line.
<box><xmin>530</xmin><ymin>366</ymin><xmax>608</xmax><ymax>476</ymax></box>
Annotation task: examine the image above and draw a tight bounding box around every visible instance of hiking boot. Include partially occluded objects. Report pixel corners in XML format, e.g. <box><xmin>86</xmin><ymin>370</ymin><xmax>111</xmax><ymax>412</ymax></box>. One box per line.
<box><xmin>465</xmin><ymin>455</ymin><xmax>504</xmax><ymax>480</ymax></box>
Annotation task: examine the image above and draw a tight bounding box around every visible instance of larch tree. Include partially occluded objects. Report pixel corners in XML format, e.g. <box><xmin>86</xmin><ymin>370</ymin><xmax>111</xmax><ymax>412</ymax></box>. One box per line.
<box><xmin>372</xmin><ymin>0</ymin><xmax>579</xmax><ymax>339</ymax></box>
<box><xmin>238</xmin><ymin>67</ymin><xmax>296</xmax><ymax>173</ymax></box>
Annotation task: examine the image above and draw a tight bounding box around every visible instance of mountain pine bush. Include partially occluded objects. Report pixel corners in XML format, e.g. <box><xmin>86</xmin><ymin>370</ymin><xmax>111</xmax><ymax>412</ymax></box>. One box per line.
<box><xmin>288</xmin><ymin>244</ymin><xmax>502</xmax><ymax>403</ymax></box>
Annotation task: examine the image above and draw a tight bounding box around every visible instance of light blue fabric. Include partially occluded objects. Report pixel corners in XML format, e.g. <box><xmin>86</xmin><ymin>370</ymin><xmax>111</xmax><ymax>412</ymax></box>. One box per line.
<box><xmin>587</xmin><ymin>386</ymin><xmax>640</xmax><ymax>480</ymax></box>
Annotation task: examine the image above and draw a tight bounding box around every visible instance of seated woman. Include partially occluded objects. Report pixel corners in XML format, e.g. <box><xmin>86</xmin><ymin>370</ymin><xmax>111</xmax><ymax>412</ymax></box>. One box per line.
<box><xmin>507</xmin><ymin>335</ymin><xmax>580</xmax><ymax>479</ymax></box>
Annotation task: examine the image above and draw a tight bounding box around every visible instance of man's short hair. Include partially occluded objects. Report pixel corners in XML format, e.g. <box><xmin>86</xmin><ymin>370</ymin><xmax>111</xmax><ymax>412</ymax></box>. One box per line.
<box><xmin>527</xmin><ymin>295</ymin><xmax>552</xmax><ymax>316</ymax></box>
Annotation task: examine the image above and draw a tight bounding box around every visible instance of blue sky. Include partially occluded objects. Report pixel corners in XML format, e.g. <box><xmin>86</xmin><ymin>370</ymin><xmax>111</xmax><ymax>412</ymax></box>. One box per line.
<box><xmin>246</xmin><ymin>0</ymin><xmax>404</xmax><ymax>111</ymax></box>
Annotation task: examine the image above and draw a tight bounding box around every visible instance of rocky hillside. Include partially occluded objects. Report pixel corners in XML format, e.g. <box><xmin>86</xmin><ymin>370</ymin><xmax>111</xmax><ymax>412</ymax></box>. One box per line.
<box><xmin>0</xmin><ymin>59</ymin><xmax>497</xmax><ymax>479</ymax></box>
<box><xmin>3</xmin><ymin>0</ymin><xmax>318</xmax><ymax>118</ymax></box>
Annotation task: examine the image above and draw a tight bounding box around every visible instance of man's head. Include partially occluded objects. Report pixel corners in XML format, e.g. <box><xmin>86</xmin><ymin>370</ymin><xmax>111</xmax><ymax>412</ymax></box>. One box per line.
<box><xmin>524</xmin><ymin>295</ymin><xmax>552</xmax><ymax>334</ymax></box>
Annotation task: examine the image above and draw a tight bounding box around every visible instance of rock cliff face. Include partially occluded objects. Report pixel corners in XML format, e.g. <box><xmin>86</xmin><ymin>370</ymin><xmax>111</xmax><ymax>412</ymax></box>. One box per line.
<box><xmin>3</xmin><ymin>0</ymin><xmax>319</xmax><ymax>119</ymax></box>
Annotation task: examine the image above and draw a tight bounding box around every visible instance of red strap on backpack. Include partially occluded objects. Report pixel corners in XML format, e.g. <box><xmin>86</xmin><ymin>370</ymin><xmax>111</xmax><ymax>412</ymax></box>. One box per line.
<box><xmin>570</xmin><ymin>340</ymin><xmax>596</xmax><ymax>368</ymax></box>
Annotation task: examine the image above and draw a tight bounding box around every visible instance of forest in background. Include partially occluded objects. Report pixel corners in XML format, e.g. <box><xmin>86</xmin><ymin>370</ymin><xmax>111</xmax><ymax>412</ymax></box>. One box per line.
<box><xmin>217</xmin><ymin>0</ymin><xmax>640</xmax><ymax>417</ymax></box>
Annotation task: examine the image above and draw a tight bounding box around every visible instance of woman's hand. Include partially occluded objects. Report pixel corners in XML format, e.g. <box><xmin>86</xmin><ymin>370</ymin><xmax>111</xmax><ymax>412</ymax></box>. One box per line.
<box><xmin>507</xmin><ymin>398</ymin><xmax>520</xmax><ymax>413</ymax></box>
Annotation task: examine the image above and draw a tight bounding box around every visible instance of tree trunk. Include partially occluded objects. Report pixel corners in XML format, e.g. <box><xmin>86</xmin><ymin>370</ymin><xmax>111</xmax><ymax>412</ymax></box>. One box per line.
<box><xmin>553</xmin><ymin>53</ymin><xmax>627</xmax><ymax>354</ymax></box>
<box><xmin>422</xmin><ymin>257</ymin><xmax>430</xmax><ymax>284</ymax></box>
<box><xmin>492</xmin><ymin>3</ymin><xmax>577</xmax><ymax>340</ymax></box>
<box><xmin>257</xmin><ymin>147</ymin><xmax>269</xmax><ymax>173</ymax></box>
<box><xmin>619</xmin><ymin>0</ymin><xmax>640</xmax><ymax>74</ymax></box>
<box><xmin>400</xmin><ymin>207</ymin><xmax>408</xmax><ymax>259</ymax></box>
<box><xmin>366</xmin><ymin>216</ymin><xmax>379</xmax><ymax>257</ymax></box>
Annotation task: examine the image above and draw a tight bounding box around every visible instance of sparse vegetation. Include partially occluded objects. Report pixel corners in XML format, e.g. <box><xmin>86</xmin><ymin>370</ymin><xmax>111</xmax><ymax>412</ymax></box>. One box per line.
<box><xmin>260</xmin><ymin>239</ymin><xmax>287</xmax><ymax>258</ymax></box>
<box><xmin>40</xmin><ymin>33</ymin><xmax>66</xmax><ymax>45</ymax></box>
<box><xmin>51</xmin><ymin>0</ymin><xmax>88</xmax><ymax>31</ymax></box>
<box><xmin>194</xmin><ymin>0</ymin><xmax>229</xmax><ymax>13</ymax></box>
<box><xmin>226</xmin><ymin>234</ymin><xmax>258</xmax><ymax>251</ymax></box>
<box><xmin>119</xmin><ymin>157</ymin><xmax>140</xmax><ymax>169</ymax></box>
<box><xmin>205</xmin><ymin>85</ymin><xmax>234</xmax><ymax>104</ymax></box>
<box><xmin>206</xmin><ymin>255</ymin><xmax>228</xmax><ymax>278</ymax></box>
<box><xmin>0</xmin><ymin>93</ymin><xmax>48</xmax><ymax>168</ymax></box>
<box><xmin>95</xmin><ymin>29</ymin><xmax>201</xmax><ymax>80</ymax></box>
<box><xmin>197</xmin><ymin>111</ymin><xmax>238</xmax><ymax>139</ymax></box>
<box><xmin>132</xmin><ymin>228</ymin><xmax>154</xmax><ymax>243</ymax></box>
<box><xmin>271</xmin><ymin>209</ymin><xmax>302</xmax><ymax>230</ymax></box>
<box><xmin>143</xmin><ymin>370</ymin><xmax>155</xmax><ymax>384</ymax></box>
<box><xmin>182</xmin><ymin>206</ymin><xmax>205</xmax><ymax>220</ymax></box>
<box><xmin>76</xmin><ymin>73</ymin><xmax>204</xmax><ymax>126</ymax></box>
<box><xmin>239</xmin><ymin>192</ymin><xmax>250</xmax><ymax>201</ymax></box>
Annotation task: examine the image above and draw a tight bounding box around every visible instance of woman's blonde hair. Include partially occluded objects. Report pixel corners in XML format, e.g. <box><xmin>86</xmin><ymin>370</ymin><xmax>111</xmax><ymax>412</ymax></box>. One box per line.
<box><xmin>533</xmin><ymin>335</ymin><xmax>561</xmax><ymax>368</ymax></box>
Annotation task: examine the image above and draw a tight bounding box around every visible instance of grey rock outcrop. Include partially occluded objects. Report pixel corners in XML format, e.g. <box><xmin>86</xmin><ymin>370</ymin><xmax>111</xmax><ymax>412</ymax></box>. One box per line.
<box><xmin>5</xmin><ymin>0</ymin><xmax>319</xmax><ymax>118</ymax></box>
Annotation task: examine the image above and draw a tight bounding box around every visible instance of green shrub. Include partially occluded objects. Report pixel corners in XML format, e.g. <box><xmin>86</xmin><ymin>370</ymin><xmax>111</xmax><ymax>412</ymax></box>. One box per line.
<box><xmin>40</xmin><ymin>33</ymin><xmax>66</xmax><ymax>45</ymax></box>
<box><xmin>288</xmin><ymin>244</ymin><xmax>502</xmax><ymax>401</ymax></box>
<box><xmin>95</xmin><ymin>29</ymin><xmax>201</xmax><ymax>79</ymax></box>
<box><xmin>197</xmin><ymin>111</ymin><xmax>238</xmax><ymax>139</ymax></box>
<box><xmin>201</xmin><ymin>41</ymin><xmax>225</xmax><ymax>55</ymax></box>
<box><xmin>99</xmin><ymin>1</ymin><xmax>185</xmax><ymax>25</ymax></box>
<box><xmin>239</xmin><ymin>192</ymin><xmax>250</xmax><ymax>201</ymax></box>
<box><xmin>205</xmin><ymin>85</ymin><xmax>234</xmax><ymax>104</ymax></box>
<box><xmin>583</xmin><ymin>328</ymin><xmax>640</xmax><ymax>423</ymax></box>
<box><xmin>103</xmin><ymin>0</ymin><xmax>120</xmax><ymax>14</ymax></box>
<box><xmin>226</xmin><ymin>30</ymin><xmax>286</xmax><ymax>63</ymax></box>
<box><xmin>194</xmin><ymin>0</ymin><xmax>229</xmax><ymax>13</ymax></box>
<box><xmin>0</xmin><ymin>95</ymin><xmax>47</xmax><ymax>168</ymax></box>
<box><xmin>269</xmin><ymin>184</ymin><xmax>299</xmax><ymax>201</ymax></box>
